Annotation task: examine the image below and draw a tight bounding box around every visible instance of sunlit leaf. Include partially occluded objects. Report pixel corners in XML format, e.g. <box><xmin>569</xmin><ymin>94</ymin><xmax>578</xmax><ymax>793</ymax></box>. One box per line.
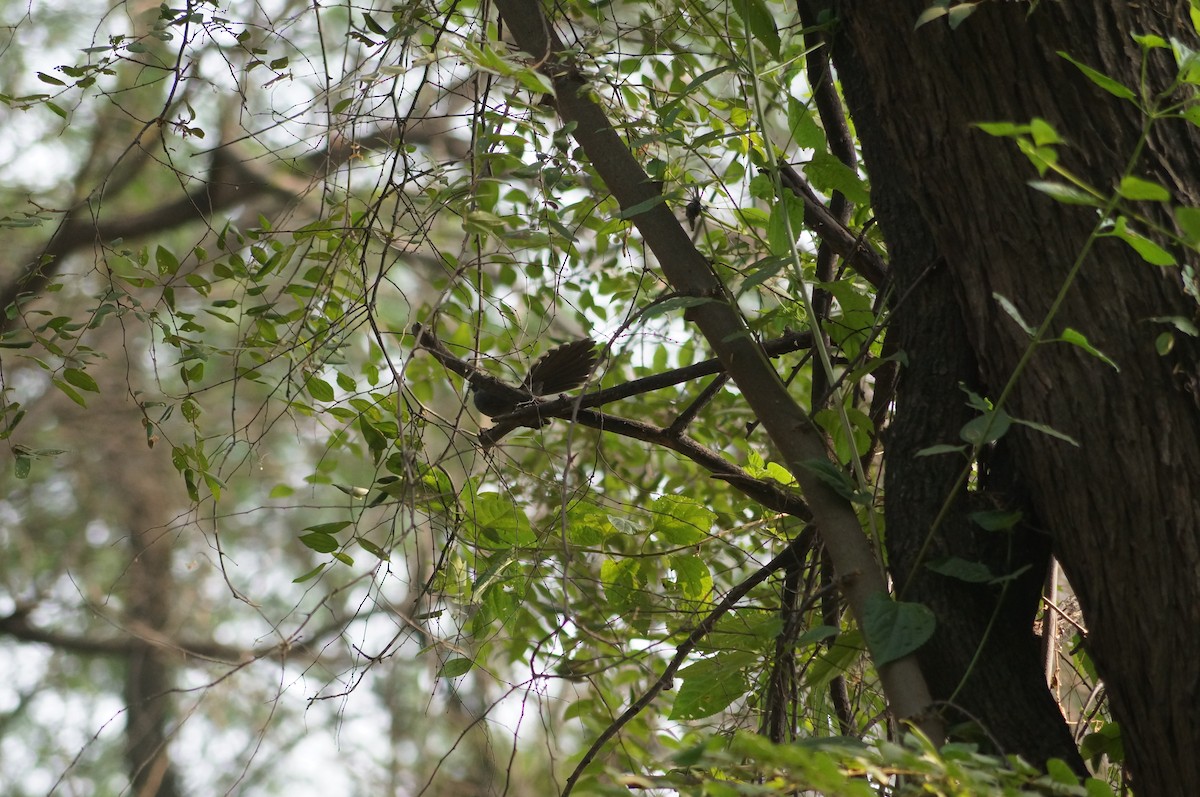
<box><xmin>1057</xmin><ymin>51</ymin><xmax>1136</xmax><ymax>100</ymax></box>
<box><xmin>1059</xmin><ymin>327</ymin><xmax>1120</xmax><ymax>370</ymax></box>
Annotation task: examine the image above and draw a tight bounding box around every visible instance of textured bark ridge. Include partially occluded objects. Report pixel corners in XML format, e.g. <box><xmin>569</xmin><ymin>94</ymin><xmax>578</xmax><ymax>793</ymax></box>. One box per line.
<box><xmin>819</xmin><ymin>0</ymin><xmax>1200</xmax><ymax>791</ymax></box>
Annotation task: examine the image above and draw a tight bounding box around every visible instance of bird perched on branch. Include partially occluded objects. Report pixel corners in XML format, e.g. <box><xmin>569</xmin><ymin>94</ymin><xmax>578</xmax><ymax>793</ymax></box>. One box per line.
<box><xmin>470</xmin><ymin>338</ymin><xmax>599</xmax><ymax>417</ymax></box>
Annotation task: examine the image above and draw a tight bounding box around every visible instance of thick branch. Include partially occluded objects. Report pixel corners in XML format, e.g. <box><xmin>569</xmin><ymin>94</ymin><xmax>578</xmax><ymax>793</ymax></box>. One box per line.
<box><xmin>492</xmin><ymin>0</ymin><xmax>940</xmax><ymax>766</ymax></box>
<box><xmin>0</xmin><ymin>607</ymin><xmax>339</xmax><ymax>665</ymax></box>
<box><xmin>0</xmin><ymin>120</ymin><xmax>439</xmax><ymax>333</ymax></box>
<box><xmin>778</xmin><ymin>164</ymin><xmax>888</xmax><ymax>288</ymax></box>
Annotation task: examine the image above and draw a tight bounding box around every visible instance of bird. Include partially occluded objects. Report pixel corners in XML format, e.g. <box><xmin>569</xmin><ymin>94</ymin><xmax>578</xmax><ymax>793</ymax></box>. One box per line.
<box><xmin>470</xmin><ymin>338</ymin><xmax>599</xmax><ymax>417</ymax></box>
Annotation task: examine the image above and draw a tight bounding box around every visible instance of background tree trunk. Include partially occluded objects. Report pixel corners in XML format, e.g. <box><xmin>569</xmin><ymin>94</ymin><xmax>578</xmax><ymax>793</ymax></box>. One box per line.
<box><xmin>823</xmin><ymin>1</ymin><xmax>1200</xmax><ymax>792</ymax></box>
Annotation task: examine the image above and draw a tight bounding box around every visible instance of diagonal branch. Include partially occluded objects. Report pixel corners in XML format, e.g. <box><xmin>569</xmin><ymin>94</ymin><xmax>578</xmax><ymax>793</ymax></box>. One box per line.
<box><xmin>490</xmin><ymin>0</ymin><xmax>940</xmax><ymax>780</ymax></box>
<box><xmin>0</xmin><ymin>117</ymin><xmax>452</xmax><ymax>334</ymax></box>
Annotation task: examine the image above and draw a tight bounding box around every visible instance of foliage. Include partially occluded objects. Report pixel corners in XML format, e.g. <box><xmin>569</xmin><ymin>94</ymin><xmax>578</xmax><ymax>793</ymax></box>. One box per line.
<box><xmin>6</xmin><ymin>0</ymin><xmax>1196</xmax><ymax>793</ymax></box>
<box><xmin>591</xmin><ymin>730</ymin><xmax>1119</xmax><ymax>797</ymax></box>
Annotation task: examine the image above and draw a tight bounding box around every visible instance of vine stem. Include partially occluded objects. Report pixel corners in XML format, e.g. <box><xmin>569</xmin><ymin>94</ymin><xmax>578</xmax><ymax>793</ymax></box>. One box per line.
<box><xmin>900</xmin><ymin>113</ymin><xmax>1155</xmax><ymax>598</ymax></box>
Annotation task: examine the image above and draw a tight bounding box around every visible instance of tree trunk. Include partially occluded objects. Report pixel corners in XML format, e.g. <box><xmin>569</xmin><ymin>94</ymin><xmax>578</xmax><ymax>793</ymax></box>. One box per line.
<box><xmin>823</xmin><ymin>1</ymin><xmax>1200</xmax><ymax>793</ymax></box>
<box><xmin>124</xmin><ymin>523</ymin><xmax>182</xmax><ymax>797</ymax></box>
<box><xmin>872</xmin><ymin>154</ymin><xmax>1083</xmax><ymax>768</ymax></box>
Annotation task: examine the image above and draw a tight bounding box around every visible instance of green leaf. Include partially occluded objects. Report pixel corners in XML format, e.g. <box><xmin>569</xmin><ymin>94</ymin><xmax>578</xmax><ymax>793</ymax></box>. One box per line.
<box><xmin>1084</xmin><ymin>778</ymin><xmax>1118</xmax><ymax>797</ymax></box>
<box><xmin>357</xmin><ymin>537</ymin><xmax>390</xmax><ymax>561</ymax></box>
<box><xmin>1172</xmin><ymin>36</ymin><xmax>1200</xmax><ymax>84</ymax></box>
<box><xmin>1011</xmin><ymin>417</ymin><xmax>1080</xmax><ymax>446</ymax></box>
<box><xmin>363</xmin><ymin>13</ymin><xmax>389</xmax><ymax>36</ymax></box>
<box><xmin>660</xmin><ymin>65</ymin><xmax>733</xmax><ymax>117</ymax></box>
<box><xmin>616</xmin><ymin>194</ymin><xmax>667</xmax><ymax>220</ymax></box>
<box><xmin>203</xmin><ymin>471</ymin><xmax>224</xmax><ymax>501</ymax></box>
<box><xmin>737</xmin><ymin>256</ymin><xmax>788</xmax><ymax>294</ymax></box>
<box><xmin>1132</xmin><ymin>34</ymin><xmax>1168</xmax><ymax>50</ymax></box>
<box><xmin>1148</xmin><ymin>315</ymin><xmax>1199</xmax><ymax>337</ymax></box>
<box><xmin>766</xmin><ymin>193</ymin><xmax>804</xmax><ymax>256</ymax></box>
<box><xmin>1080</xmin><ymin>721</ymin><xmax>1124</xmax><ymax>766</ymax></box>
<box><xmin>947</xmin><ymin>2</ymin><xmax>980</xmax><ymax>30</ymax></box>
<box><xmin>914</xmin><ymin>4</ymin><xmax>948</xmax><ymax>30</ymax></box>
<box><xmin>1027</xmin><ymin>180</ymin><xmax>1102</xmax><ymax>206</ymax></box>
<box><xmin>786</xmin><ymin>97</ymin><xmax>826</xmax><ymax>150</ymax></box>
<box><xmin>1117</xmin><ymin>176</ymin><xmax>1171</xmax><ymax>202</ymax></box>
<box><xmin>670</xmin><ymin>652</ymin><xmax>754</xmax><ymax>720</ymax></box>
<box><xmin>915</xmin><ymin>443</ymin><xmax>970</xmax><ymax>457</ymax></box>
<box><xmin>804</xmin><ymin>630</ymin><xmax>865</xmax><ymax>691</ymax></box>
<box><xmin>63</xmin><ymin>367</ymin><xmax>99</xmax><ymax>392</ymax></box>
<box><xmin>1174</xmin><ymin>206</ymin><xmax>1200</xmax><ymax>245</ymax></box>
<box><xmin>466</xmin><ymin>490</ymin><xmax>536</xmax><ymax>546</ymax></box>
<box><xmin>1058</xmin><ymin>327</ymin><xmax>1120</xmax><ymax>370</ymax></box>
<box><xmin>969</xmin><ymin>509</ymin><xmax>1023</xmax><ymax>531</ymax></box>
<box><xmin>463</xmin><ymin>209</ymin><xmax>508</xmax><ymax>235</ymax></box>
<box><xmin>798</xmin><ymin>459</ymin><xmax>867</xmax><ymax>504</ymax></box>
<box><xmin>959</xmin><ymin>409</ymin><xmax>1010</xmax><ymax>446</ymax></box>
<box><xmin>564</xmin><ymin>505</ymin><xmax>615</xmax><ymax>546</ymax></box>
<box><xmin>1046</xmin><ymin>758</ymin><xmax>1083</xmax><ymax>786</ymax></box>
<box><xmin>1107</xmin><ymin>216</ymin><xmax>1176</xmax><ymax>265</ymax></box>
<box><xmin>1156</xmin><ymin>330</ymin><xmax>1175</xmax><ymax>355</ymax></box>
<box><xmin>1057</xmin><ymin>51</ymin><xmax>1136</xmax><ymax>100</ymax></box>
<box><xmin>51</xmin><ymin>378</ymin><xmax>88</xmax><ymax>408</ymax></box>
<box><xmin>299</xmin><ymin>532</ymin><xmax>339</xmax><ymax>553</ymax></box>
<box><xmin>796</xmin><ymin>625</ymin><xmax>839</xmax><ymax>647</ymax></box>
<box><xmin>974</xmin><ymin>120</ymin><xmax>1026</xmax><ymax>137</ymax></box>
<box><xmin>927</xmin><ymin>557</ymin><xmax>994</xmax><ymax>583</ymax></box>
<box><xmin>671</xmin><ymin>554</ymin><xmax>713</xmax><ymax>602</ymax></box>
<box><xmin>305</xmin><ymin>520</ymin><xmax>351</xmax><ymax>535</ymax></box>
<box><xmin>513</xmin><ymin>67</ymin><xmax>553</xmax><ymax>95</ymax></box>
<box><xmin>155</xmin><ymin>245</ymin><xmax>180</xmax><ymax>275</ymax></box>
<box><xmin>641</xmin><ymin>295</ymin><xmax>718</xmax><ymax>319</ymax></box>
<box><xmin>292</xmin><ymin>563</ymin><xmax>327</xmax><ymax>583</ymax></box>
<box><xmin>993</xmin><ymin>292</ymin><xmax>1034</xmax><ymax>335</ymax></box>
<box><xmin>306</xmin><ymin>376</ymin><xmax>335</xmax><ymax>402</ymax></box>
<box><xmin>1029</xmin><ymin>118</ymin><xmax>1061</xmax><ymax>146</ymax></box>
<box><xmin>804</xmin><ymin>153</ymin><xmax>870</xmax><ymax>205</ymax></box>
<box><xmin>863</xmin><ymin>593</ymin><xmax>936</xmax><ymax>666</ymax></box>
<box><xmin>439</xmin><ymin>657</ymin><xmax>473</xmax><ymax>678</ymax></box>
<box><xmin>650</xmin><ymin>494</ymin><xmax>715</xmax><ymax>545</ymax></box>
<box><xmin>358</xmin><ymin>416</ymin><xmax>388</xmax><ymax>459</ymax></box>
<box><xmin>731</xmin><ymin>0</ymin><xmax>780</xmax><ymax>58</ymax></box>
<box><xmin>15</xmin><ymin>454</ymin><xmax>30</xmax><ymax>479</ymax></box>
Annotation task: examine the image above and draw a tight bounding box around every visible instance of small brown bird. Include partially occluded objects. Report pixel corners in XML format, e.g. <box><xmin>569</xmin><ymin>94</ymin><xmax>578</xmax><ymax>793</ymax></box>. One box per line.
<box><xmin>471</xmin><ymin>338</ymin><xmax>599</xmax><ymax>416</ymax></box>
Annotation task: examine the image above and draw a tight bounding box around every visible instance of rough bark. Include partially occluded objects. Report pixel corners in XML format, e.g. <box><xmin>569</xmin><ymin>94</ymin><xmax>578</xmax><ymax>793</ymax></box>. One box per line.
<box><xmin>869</xmin><ymin>132</ymin><xmax>1084</xmax><ymax>766</ymax></box>
<box><xmin>124</xmin><ymin>523</ymin><xmax>182</xmax><ymax>797</ymax></box>
<box><xmin>823</xmin><ymin>1</ymin><xmax>1200</xmax><ymax>792</ymax></box>
<box><xmin>93</xmin><ymin>341</ymin><xmax>186</xmax><ymax>797</ymax></box>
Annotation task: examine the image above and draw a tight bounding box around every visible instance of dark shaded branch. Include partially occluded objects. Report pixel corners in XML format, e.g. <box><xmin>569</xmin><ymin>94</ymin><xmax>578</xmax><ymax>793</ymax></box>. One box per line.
<box><xmin>413</xmin><ymin>322</ymin><xmax>814</xmax><ymax>421</ymax></box>
<box><xmin>800</xmin><ymin>18</ymin><xmax>858</xmax><ymax>407</ymax></box>
<box><xmin>413</xmin><ymin>323</ymin><xmax>814</xmax><ymax>520</ymax></box>
<box><xmin>412</xmin><ymin>326</ymin><xmax>816</xmax><ymax>520</ymax></box>
<box><xmin>778</xmin><ymin>164</ymin><xmax>888</xmax><ymax>288</ymax></box>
